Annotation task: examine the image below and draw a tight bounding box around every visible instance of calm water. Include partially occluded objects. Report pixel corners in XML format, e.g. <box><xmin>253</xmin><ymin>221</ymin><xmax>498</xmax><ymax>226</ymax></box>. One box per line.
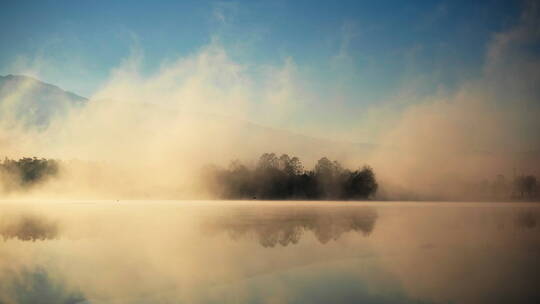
<box><xmin>0</xmin><ymin>201</ymin><xmax>538</xmax><ymax>304</ymax></box>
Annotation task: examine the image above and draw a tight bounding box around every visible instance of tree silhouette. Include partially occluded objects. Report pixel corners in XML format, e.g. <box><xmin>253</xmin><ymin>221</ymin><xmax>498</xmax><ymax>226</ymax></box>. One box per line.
<box><xmin>205</xmin><ymin>153</ymin><xmax>378</xmax><ymax>200</ymax></box>
<box><xmin>0</xmin><ymin>157</ymin><xmax>59</xmax><ymax>192</ymax></box>
<box><xmin>514</xmin><ymin>175</ymin><xmax>538</xmax><ymax>199</ymax></box>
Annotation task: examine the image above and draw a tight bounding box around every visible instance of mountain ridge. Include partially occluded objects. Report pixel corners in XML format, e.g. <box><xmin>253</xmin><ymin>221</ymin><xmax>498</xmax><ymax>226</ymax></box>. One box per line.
<box><xmin>0</xmin><ymin>75</ymin><xmax>376</xmax><ymax>159</ymax></box>
<box><xmin>0</xmin><ymin>74</ymin><xmax>87</xmax><ymax>127</ymax></box>
<box><xmin>0</xmin><ymin>74</ymin><xmax>87</xmax><ymax>102</ymax></box>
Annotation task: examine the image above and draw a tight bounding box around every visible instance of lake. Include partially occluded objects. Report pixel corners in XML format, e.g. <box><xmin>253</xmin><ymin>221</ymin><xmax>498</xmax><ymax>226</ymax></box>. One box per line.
<box><xmin>0</xmin><ymin>201</ymin><xmax>538</xmax><ymax>303</ymax></box>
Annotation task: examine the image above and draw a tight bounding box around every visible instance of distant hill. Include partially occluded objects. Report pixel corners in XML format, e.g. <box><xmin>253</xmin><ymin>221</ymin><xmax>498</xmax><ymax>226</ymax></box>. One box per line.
<box><xmin>0</xmin><ymin>74</ymin><xmax>375</xmax><ymax>164</ymax></box>
<box><xmin>0</xmin><ymin>74</ymin><xmax>87</xmax><ymax>127</ymax></box>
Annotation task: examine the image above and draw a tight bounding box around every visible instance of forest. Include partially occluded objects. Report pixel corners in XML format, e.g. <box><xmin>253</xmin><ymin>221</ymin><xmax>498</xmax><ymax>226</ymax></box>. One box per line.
<box><xmin>1</xmin><ymin>155</ymin><xmax>538</xmax><ymax>201</ymax></box>
<box><xmin>204</xmin><ymin>153</ymin><xmax>378</xmax><ymax>200</ymax></box>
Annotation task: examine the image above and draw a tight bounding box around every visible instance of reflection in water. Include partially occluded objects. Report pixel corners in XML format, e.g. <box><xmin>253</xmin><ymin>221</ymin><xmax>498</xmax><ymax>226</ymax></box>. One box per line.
<box><xmin>0</xmin><ymin>213</ymin><xmax>59</xmax><ymax>241</ymax></box>
<box><xmin>0</xmin><ymin>202</ymin><xmax>538</xmax><ymax>304</ymax></box>
<box><xmin>2</xmin><ymin>268</ymin><xmax>84</xmax><ymax>304</ymax></box>
<box><xmin>202</xmin><ymin>206</ymin><xmax>378</xmax><ymax>247</ymax></box>
<box><xmin>515</xmin><ymin>209</ymin><xmax>538</xmax><ymax>229</ymax></box>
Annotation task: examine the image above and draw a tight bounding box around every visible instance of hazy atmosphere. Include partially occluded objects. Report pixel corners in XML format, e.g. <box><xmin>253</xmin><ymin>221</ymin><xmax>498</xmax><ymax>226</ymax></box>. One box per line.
<box><xmin>1</xmin><ymin>1</ymin><xmax>539</xmax><ymax>303</ymax></box>
<box><xmin>1</xmin><ymin>0</ymin><xmax>539</xmax><ymax>200</ymax></box>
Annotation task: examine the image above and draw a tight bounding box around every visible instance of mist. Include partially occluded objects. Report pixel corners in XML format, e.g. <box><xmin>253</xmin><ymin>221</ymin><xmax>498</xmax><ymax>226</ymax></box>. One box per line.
<box><xmin>0</xmin><ymin>3</ymin><xmax>539</xmax><ymax>201</ymax></box>
<box><xmin>0</xmin><ymin>201</ymin><xmax>538</xmax><ymax>303</ymax></box>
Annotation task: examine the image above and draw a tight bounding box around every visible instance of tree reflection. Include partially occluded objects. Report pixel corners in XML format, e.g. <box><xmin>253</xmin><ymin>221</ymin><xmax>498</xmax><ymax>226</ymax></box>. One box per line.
<box><xmin>514</xmin><ymin>209</ymin><xmax>538</xmax><ymax>229</ymax></box>
<box><xmin>0</xmin><ymin>214</ymin><xmax>59</xmax><ymax>241</ymax></box>
<box><xmin>202</xmin><ymin>206</ymin><xmax>378</xmax><ymax>247</ymax></box>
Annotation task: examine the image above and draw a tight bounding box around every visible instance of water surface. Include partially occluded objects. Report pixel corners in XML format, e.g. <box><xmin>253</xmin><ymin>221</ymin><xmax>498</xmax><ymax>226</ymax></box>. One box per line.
<box><xmin>0</xmin><ymin>201</ymin><xmax>538</xmax><ymax>303</ymax></box>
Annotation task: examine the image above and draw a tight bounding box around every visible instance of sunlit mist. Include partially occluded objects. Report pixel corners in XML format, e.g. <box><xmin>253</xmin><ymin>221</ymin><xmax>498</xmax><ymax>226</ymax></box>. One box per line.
<box><xmin>1</xmin><ymin>0</ymin><xmax>539</xmax><ymax>303</ymax></box>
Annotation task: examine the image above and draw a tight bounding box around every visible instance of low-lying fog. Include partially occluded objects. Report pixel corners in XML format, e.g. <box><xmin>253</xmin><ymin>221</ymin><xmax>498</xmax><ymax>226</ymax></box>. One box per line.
<box><xmin>0</xmin><ymin>201</ymin><xmax>538</xmax><ymax>304</ymax></box>
<box><xmin>1</xmin><ymin>1</ymin><xmax>539</xmax><ymax>201</ymax></box>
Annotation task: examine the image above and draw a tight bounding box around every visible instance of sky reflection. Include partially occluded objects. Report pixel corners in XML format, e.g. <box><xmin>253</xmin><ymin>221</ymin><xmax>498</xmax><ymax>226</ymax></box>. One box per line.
<box><xmin>0</xmin><ymin>201</ymin><xmax>538</xmax><ymax>303</ymax></box>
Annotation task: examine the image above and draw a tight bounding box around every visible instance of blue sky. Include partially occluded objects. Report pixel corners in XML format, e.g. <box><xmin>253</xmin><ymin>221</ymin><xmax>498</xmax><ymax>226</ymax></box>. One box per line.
<box><xmin>1</xmin><ymin>0</ymin><xmax>522</xmax><ymax>98</ymax></box>
<box><xmin>3</xmin><ymin>0</ymin><xmax>538</xmax><ymax>146</ymax></box>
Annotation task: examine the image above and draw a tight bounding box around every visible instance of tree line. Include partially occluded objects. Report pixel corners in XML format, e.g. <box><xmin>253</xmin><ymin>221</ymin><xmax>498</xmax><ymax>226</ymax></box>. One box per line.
<box><xmin>470</xmin><ymin>173</ymin><xmax>539</xmax><ymax>200</ymax></box>
<box><xmin>0</xmin><ymin>157</ymin><xmax>59</xmax><ymax>191</ymax></box>
<box><xmin>2</xmin><ymin>155</ymin><xmax>536</xmax><ymax>201</ymax></box>
<box><xmin>513</xmin><ymin>175</ymin><xmax>539</xmax><ymax>199</ymax></box>
<box><xmin>406</xmin><ymin>173</ymin><xmax>540</xmax><ymax>201</ymax></box>
<box><xmin>204</xmin><ymin>153</ymin><xmax>378</xmax><ymax>200</ymax></box>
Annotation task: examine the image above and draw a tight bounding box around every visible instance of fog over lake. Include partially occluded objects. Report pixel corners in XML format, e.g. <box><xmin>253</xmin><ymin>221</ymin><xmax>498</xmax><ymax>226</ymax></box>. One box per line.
<box><xmin>2</xmin><ymin>1</ymin><xmax>540</xmax><ymax>303</ymax></box>
<box><xmin>0</xmin><ymin>201</ymin><xmax>538</xmax><ymax>304</ymax></box>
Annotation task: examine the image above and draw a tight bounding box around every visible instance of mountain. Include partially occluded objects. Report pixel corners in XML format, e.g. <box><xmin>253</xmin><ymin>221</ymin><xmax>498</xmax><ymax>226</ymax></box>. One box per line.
<box><xmin>0</xmin><ymin>74</ymin><xmax>87</xmax><ymax>127</ymax></box>
<box><xmin>0</xmin><ymin>74</ymin><xmax>375</xmax><ymax>164</ymax></box>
